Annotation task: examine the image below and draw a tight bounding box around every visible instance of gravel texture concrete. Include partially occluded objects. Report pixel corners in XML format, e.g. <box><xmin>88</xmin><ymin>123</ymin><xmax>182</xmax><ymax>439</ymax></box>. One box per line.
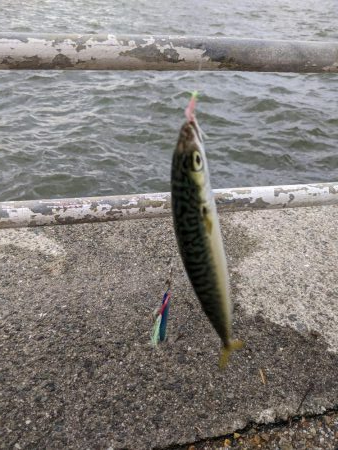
<box><xmin>180</xmin><ymin>412</ymin><xmax>338</xmax><ymax>449</ymax></box>
<box><xmin>0</xmin><ymin>206</ymin><xmax>337</xmax><ymax>449</ymax></box>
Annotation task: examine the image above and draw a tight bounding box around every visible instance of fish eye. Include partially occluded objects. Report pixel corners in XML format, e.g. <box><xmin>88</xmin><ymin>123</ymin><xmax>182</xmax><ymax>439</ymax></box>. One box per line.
<box><xmin>191</xmin><ymin>151</ymin><xmax>203</xmax><ymax>172</ymax></box>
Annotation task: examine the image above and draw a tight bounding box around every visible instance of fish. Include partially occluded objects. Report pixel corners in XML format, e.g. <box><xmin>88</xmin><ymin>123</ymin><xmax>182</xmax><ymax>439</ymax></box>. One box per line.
<box><xmin>171</xmin><ymin>95</ymin><xmax>243</xmax><ymax>368</ymax></box>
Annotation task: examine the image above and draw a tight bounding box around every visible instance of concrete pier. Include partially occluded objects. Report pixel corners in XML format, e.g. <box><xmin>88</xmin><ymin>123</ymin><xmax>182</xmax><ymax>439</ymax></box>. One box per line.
<box><xmin>0</xmin><ymin>205</ymin><xmax>337</xmax><ymax>449</ymax></box>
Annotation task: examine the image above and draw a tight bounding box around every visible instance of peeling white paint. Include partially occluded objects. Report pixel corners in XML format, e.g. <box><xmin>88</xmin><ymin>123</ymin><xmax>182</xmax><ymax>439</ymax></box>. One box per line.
<box><xmin>323</xmin><ymin>61</ymin><xmax>338</xmax><ymax>71</ymax></box>
<box><xmin>173</xmin><ymin>45</ymin><xmax>207</xmax><ymax>63</ymax></box>
<box><xmin>1</xmin><ymin>34</ymin><xmax>338</xmax><ymax>71</ymax></box>
<box><xmin>106</xmin><ymin>34</ymin><xmax>119</xmax><ymax>45</ymax></box>
<box><xmin>0</xmin><ymin>183</ymin><xmax>337</xmax><ymax>228</ymax></box>
<box><xmin>141</xmin><ymin>36</ymin><xmax>156</xmax><ymax>46</ymax></box>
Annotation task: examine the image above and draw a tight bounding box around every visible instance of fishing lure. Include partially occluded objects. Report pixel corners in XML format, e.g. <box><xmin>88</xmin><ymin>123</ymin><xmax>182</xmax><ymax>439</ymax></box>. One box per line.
<box><xmin>151</xmin><ymin>289</ymin><xmax>171</xmax><ymax>346</ymax></box>
<box><xmin>171</xmin><ymin>93</ymin><xmax>243</xmax><ymax>368</ymax></box>
<box><xmin>151</xmin><ymin>263</ymin><xmax>173</xmax><ymax>346</ymax></box>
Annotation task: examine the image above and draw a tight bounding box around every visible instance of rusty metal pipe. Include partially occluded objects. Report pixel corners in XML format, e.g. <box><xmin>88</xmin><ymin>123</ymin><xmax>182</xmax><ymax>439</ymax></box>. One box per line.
<box><xmin>0</xmin><ymin>182</ymin><xmax>337</xmax><ymax>229</ymax></box>
<box><xmin>0</xmin><ymin>33</ymin><xmax>338</xmax><ymax>72</ymax></box>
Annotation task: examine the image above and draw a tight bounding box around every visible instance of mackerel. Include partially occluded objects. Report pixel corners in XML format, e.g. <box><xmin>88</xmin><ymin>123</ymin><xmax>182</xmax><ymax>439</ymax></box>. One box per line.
<box><xmin>171</xmin><ymin>99</ymin><xmax>243</xmax><ymax>367</ymax></box>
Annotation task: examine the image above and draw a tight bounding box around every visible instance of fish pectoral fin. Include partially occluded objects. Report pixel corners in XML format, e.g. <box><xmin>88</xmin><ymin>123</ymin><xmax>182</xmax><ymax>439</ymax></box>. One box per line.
<box><xmin>219</xmin><ymin>339</ymin><xmax>244</xmax><ymax>369</ymax></box>
<box><xmin>201</xmin><ymin>206</ymin><xmax>213</xmax><ymax>234</ymax></box>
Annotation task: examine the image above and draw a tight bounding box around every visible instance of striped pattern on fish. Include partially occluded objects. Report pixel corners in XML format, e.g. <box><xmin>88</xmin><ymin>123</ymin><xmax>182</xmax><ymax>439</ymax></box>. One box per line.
<box><xmin>171</xmin><ymin>118</ymin><xmax>243</xmax><ymax>368</ymax></box>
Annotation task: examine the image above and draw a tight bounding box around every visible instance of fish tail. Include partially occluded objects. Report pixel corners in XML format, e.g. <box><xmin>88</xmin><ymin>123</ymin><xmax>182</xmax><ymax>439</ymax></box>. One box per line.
<box><xmin>219</xmin><ymin>339</ymin><xmax>244</xmax><ymax>369</ymax></box>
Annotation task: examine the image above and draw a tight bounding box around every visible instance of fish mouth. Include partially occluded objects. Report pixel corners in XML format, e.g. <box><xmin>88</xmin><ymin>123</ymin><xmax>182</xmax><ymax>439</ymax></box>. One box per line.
<box><xmin>189</xmin><ymin>118</ymin><xmax>203</xmax><ymax>144</ymax></box>
<box><xmin>176</xmin><ymin>119</ymin><xmax>203</xmax><ymax>155</ymax></box>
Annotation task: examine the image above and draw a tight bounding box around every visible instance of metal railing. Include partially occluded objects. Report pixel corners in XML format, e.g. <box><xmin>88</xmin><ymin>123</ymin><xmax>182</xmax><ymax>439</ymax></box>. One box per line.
<box><xmin>0</xmin><ymin>33</ymin><xmax>338</xmax><ymax>72</ymax></box>
<box><xmin>0</xmin><ymin>34</ymin><xmax>337</xmax><ymax>229</ymax></box>
<box><xmin>1</xmin><ymin>182</ymin><xmax>337</xmax><ymax>229</ymax></box>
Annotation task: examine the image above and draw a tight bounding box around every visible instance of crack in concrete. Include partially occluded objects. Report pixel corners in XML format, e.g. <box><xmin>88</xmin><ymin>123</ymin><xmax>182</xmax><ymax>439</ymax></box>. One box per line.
<box><xmin>157</xmin><ymin>407</ymin><xmax>338</xmax><ymax>449</ymax></box>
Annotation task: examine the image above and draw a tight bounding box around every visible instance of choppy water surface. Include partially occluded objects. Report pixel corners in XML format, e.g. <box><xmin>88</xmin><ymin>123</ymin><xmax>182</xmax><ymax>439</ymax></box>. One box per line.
<box><xmin>0</xmin><ymin>0</ymin><xmax>338</xmax><ymax>200</ymax></box>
